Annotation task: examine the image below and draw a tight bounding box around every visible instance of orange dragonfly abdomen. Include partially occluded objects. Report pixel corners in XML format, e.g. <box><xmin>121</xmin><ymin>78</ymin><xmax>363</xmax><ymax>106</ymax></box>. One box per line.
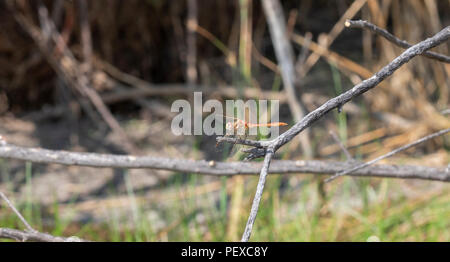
<box><xmin>247</xmin><ymin>122</ymin><xmax>288</xmax><ymax>128</ymax></box>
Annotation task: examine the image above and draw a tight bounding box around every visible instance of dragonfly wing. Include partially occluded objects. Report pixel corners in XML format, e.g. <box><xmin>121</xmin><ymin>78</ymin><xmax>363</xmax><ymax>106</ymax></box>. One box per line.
<box><xmin>229</xmin><ymin>126</ymin><xmax>253</xmax><ymax>158</ymax></box>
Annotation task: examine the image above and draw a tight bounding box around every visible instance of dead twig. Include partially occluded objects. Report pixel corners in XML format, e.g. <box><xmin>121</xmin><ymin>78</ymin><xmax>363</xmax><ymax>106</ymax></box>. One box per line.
<box><xmin>329</xmin><ymin>130</ymin><xmax>353</xmax><ymax>160</ymax></box>
<box><xmin>0</xmin><ymin>191</ymin><xmax>36</xmax><ymax>233</ymax></box>
<box><xmin>325</xmin><ymin>127</ymin><xmax>450</xmax><ymax>183</ymax></box>
<box><xmin>295</xmin><ymin>32</ymin><xmax>312</xmax><ymax>77</ymax></box>
<box><xmin>291</xmin><ymin>32</ymin><xmax>373</xmax><ymax>79</ymax></box>
<box><xmin>0</xmin><ymin>189</ymin><xmax>87</xmax><ymax>242</ymax></box>
<box><xmin>241</xmin><ymin>147</ymin><xmax>274</xmax><ymax>242</ymax></box>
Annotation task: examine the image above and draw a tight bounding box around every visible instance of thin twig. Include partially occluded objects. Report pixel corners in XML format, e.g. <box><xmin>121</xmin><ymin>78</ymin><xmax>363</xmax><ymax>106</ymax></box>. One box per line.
<box><xmin>299</xmin><ymin>0</ymin><xmax>368</xmax><ymax>77</ymax></box>
<box><xmin>0</xmin><ymin>191</ymin><xmax>36</xmax><ymax>233</ymax></box>
<box><xmin>345</xmin><ymin>19</ymin><xmax>450</xmax><ymax>63</ymax></box>
<box><xmin>91</xmin><ymin>56</ymin><xmax>360</xmax><ymax>116</ymax></box>
<box><xmin>291</xmin><ymin>32</ymin><xmax>373</xmax><ymax>79</ymax></box>
<box><xmin>0</xmin><ymin>189</ymin><xmax>88</xmax><ymax>242</ymax></box>
<box><xmin>325</xmin><ymin>128</ymin><xmax>450</xmax><ymax>183</ymax></box>
<box><xmin>329</xmin><ymin>130</ymin><xmax>353</xmax><ymax>160</ymax></box>
<box><xmin>241</xmin><ymin>147</ymin><xmax>274</xmax><ymax>242</ymax></box>
<box><xmin>295</xmin><ymin>32</ymin><xmax>312</xmax><ymax>77</ymax></box>
<box><xmin>252</xmin><ymin>42</ymin><xmax>280</xmax><ymax>74</ymax></box>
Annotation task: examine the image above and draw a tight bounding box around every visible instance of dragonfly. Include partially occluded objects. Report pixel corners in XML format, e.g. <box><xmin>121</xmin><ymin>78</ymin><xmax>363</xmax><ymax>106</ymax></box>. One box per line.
<box><xmin>215</xmin><ymin>114</ymin><xmax>288</xmax><ymax>158</ymax></box>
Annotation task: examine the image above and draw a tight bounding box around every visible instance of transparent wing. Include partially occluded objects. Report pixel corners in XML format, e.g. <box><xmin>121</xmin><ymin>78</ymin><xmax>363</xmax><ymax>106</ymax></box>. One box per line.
<box><xmin>228</xmin><ymin>133</ymin><xmax>246</xmax><ymax>158</ymax></box>
<box><xmin>228</xmin><ymin>125</ymin><xmax>257</xmax><ymax>159</ymax></box>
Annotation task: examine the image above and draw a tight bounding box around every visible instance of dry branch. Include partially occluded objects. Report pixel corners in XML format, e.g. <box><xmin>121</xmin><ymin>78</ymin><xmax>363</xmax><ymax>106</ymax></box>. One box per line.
<box><xmin>345</xmin><ymin>19</ymin><xmax>450</xmax><ymax>63</ymax></box>
<box><xmin>291</xmin><ymin>32</ymin><xmax>373</xmax><ymax>79</ymax></box>
<box><xmin>241</xmin><ymin>147</ymin><xmax>274</xmax><ymax>241</ymax></box>
<box><xmin>0</xmin><ymin>191</ymin><xmax>36</xmax><ymax>233</ymax></box>
<box><xmin>220</xmin><ymin>22</ymin><xmax>450</xmax><ymax>242</ymax></box>
<box><xmin>325</xmin><ymin>127</ymin><xmax>450</xmax><ymax>183</ymax></box>
<box><xmin>329</xmin><ymin>130</ymin><xmax>353</xmax><ymax>160</ymax></box>
<box><xmin>0</xmin><ymin>142</ymin><xmax>448</xmax><ymax>181</ymax></box>
<box><xmin>1</xmin><ymin>188</ymin><xmax>87</xmax><ymax>242</ymax></box>
<box><xmin>0</xmin><ymin>228</ymin><xmax>86</xmax><ymax>242</ymax></box>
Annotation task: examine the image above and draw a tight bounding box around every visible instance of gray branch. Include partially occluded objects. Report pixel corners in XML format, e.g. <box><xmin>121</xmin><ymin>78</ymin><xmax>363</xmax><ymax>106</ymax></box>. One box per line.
<box><xmin>241</xmin><ymin>147</ymin><xmax>274</xmax><ymax>242</ymax></box>
<box><xmin>0</xmin><ymin>228</ymin><xmax>86</xmax><ymax>242</ymax></box>
<box><xmin>217</xmin><ymin>22</ymin><xmax>450</xmax><ymax>241</ymax></box>
<box><xmin>0</xmin><ymin>192</ymin><xmax>36</xmax><ymax>233</ymax></box>
<box><xmin>325</xmin><ymin>128</ymin><xmax>450</xmax><ymax>183</ymax></box>
<box><xmin>0</xmin><ymin>142</ymin><xmax>448</xmax><ymax>181</ymax></box>
<box><xmin>345</xmin><ymin>19</ymin><xmax>450</xmax><ymax>63</ymax></box>
<box><xmin>329</xmin><ymin>130</ymin><xmax>353</xmax><ymax>160</ymax></box>
<box><xmin>1</xmin><ymin>177</ymin><xmax>87</xmax><ymax>242</ymax></box>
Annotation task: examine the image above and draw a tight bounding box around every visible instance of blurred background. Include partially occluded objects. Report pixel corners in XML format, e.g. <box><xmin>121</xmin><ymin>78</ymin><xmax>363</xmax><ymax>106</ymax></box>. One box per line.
<box><xmin>0</xmin><ymin>0</ymin><xmax>449</xmax><ymax>241</ymax></box>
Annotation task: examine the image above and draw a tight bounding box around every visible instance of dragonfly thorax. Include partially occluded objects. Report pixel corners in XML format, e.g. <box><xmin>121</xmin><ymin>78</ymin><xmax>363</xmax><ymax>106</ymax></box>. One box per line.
<box><xmin>225</xmin><ymin>122</ymin><xmax>234</xmax><ymax>131</ymax></box>
<box><xmin>225</xmin><ymin>120</ymin><xmax>247</xmax><ymax>135</ymax></box>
